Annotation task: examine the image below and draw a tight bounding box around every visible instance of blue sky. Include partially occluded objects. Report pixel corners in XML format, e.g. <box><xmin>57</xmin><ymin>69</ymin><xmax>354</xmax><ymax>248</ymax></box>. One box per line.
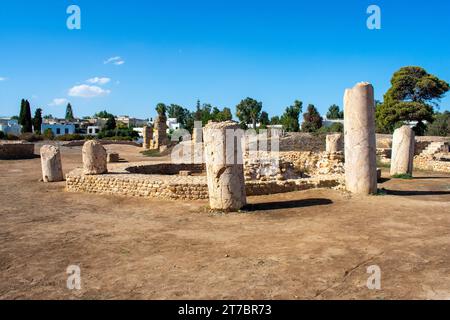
<box><xmin>0</xmin><ymin>0</ymin><xmax>449</xmax><ymax>120</ymax></box>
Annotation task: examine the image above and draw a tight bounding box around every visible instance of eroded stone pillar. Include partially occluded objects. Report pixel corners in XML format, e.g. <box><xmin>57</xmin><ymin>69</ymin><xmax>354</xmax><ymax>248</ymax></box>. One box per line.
<box><xmin>40</xmin><ymin>145</ymin><xmax>64</xmax><ymax>182</ymax></box>
<box><xmin>390</xmin><ymin>125</ymin><xmax>415</xmax><ymax>176</ymax></box>
<box><xmin>344</xmin><ymin>82</ymin><xmax>377</xmax><ymax>194</ymax></box>
<box><xmin>203</xmin><ymin>121</ymin><xmax>246</xmax><ymax>211</ymax></box>
<box><xmin>82</xmin><ymin>140</ymin><xmax>108</xmax><ymax>175</ymax></box>
<box><xmin>326</xmin><ymin>133</ymin><xmax>344</xmax><ymax>153</ymax></box>
<box><xmin>142</xmin><ymin>125</ymin><xmax>153</xmax><ymax>149</ymax></box>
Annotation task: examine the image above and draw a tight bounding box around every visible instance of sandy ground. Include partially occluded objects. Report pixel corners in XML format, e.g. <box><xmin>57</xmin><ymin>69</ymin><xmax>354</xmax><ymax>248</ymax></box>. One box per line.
<box><xmin>0</xmin><ymin>143</ymin><xmax>449</xmax><ymax>300</ymax></box>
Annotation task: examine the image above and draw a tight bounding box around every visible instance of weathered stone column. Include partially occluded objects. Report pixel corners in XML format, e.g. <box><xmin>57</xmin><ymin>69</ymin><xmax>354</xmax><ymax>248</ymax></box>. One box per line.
<box><xmin>82</xmin><ymin>140</ymin><xmax>108</xmax><ymax>175</ymax></box>
<box><xmin>203</xmin><ymin>121</ymin><xmax>246</xmax><ymax>211</ymax></box>
<box><xmin>344</xmin><ymin>82</ymin><xmax>378</xmax><ymax>194</ymax></box>
<box><xmin>390</xmin><ymin>125</ymin><xmax>415</xmax><ymax>176</ymax></box>
<box><xmin>326</xmin><ymin>133</ymin><xmax>344</xmax><ymax>153</ymax></box>
<box><xmin>142</xmin><ymin>125</ymin><xmax>153</xmax><ymax>149</ymax></box>
<box><xmin>40</xmin><ymin>145</ymin><xmax>64</xmax><ymax>182</ymax></box>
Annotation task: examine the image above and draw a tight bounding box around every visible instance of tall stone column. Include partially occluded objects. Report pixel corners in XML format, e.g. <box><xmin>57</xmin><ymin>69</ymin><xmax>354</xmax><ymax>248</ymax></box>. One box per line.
<box><xmin>344</xmin><ymin>82</ymin><xmax>377</xmax><ymax>195</ymax></box>
<box><xmin>203</xmin><ymin>121</ymin><xmax>246</xmax><ymax>211</ymax></box>
<box><xmin>40</xmin><ymin>145</ymin><xmax>64</xmax><ymax>182</ymax></box>
<box><xmin>390</xmin><ymin>125</ymin><xmax>415</xmax><ymax>176</ymax></box>
<box><xmin>142</xmin><ymin>125</ymin><xmax>153</xmax><ymax>149</ymax></box>
<box><xmin>82</xmin><ymin>140</ymin><xmax>108</xmax><ymax>175</ymax></box>
<box><xmin>326</xmin><ymin>133</ymin><xmax>344</xmax><ymax>153</ymax></box>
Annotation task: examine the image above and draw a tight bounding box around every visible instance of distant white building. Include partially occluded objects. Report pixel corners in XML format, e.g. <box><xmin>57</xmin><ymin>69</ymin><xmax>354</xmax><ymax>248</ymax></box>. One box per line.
<box><xmin>41</xmin><ymin>123</ymin><xmax>76</xmax><ymax>136</ymax></box>
<box><xmin>87</xmin><ymin>126</ymin><xmax>101</xmax><ymax>136</ymax></box>
<box><xmin>166</xmin><ymin>118</ymin><xmax>180</xmax><ymax>131</ymax></box>
<box><xmin>116</xmin><ymin>116</ymin><xmax>148</xmax><ymax>128</ymax></box>
<box><xmin>322</xmin><ymin>117</ymin><xmax>344</xmax><ymax>127</ymax></box>
<box><xmin>0</xmin><ymin>118</ymin><xmax>21</xmax><ymax>136</ymax></box>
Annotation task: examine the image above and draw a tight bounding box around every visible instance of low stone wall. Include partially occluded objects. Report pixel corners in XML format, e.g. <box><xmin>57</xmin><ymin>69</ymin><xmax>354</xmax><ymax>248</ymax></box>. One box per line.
<box><xmin>0</xmin><ymin>141</ymin><xmax>35</xmax><ymax>159</ymax></box>
<box><xmin>63</xmin><ymin>140</ymin><xmax>142</xmax><ymax>147</ymax></box>
<box><xmin>66</xmin><ymin>161</ymin><xmax>345</xmax><ymax>200</ymax></box>
<box><xmin>375</xmin><ymin>135</ymin><xmax>450</xmax><ymax>156</ymax></box>
<box><xmin>126</xmin><ymin>163</ymin><xmax>205</xmax><ymax>175</ymax></box>
<box><xmin>414</xmin><ymin>156</ymin><xmax>450</xmax><ymax>173</ymax></box>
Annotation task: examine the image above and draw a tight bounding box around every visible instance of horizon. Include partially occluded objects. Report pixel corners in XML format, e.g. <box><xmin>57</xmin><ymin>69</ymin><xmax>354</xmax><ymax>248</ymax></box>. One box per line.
<box><xmin>1</xmin><ymin>0</ymin><xmax>449</xmax><ymax>120</ymax></box>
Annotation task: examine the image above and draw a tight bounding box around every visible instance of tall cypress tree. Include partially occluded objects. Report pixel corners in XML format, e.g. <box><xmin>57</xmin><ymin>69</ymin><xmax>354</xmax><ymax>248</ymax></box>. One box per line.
<box><xmin>65</xmin><ymin>103</ymin><xmax>74</xmax><ymax>121</ymax></box>
<box><xmin>22</xmin><ymin>100</ymin><xmax>33</xmax><ymax>133</ymax></box>
<box><xmin>33</xmin><ymin>108</ymin><xmax>43</xmax><ymax>134</ymax></box>
<box><xmin>18</xmin><ymin>99</ymin><xmax>26</xmax><ymax>127</ymax></box>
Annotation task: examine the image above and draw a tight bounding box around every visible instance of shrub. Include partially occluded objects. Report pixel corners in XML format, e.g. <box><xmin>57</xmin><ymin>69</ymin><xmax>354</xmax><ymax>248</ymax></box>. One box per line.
<box><xmin>316</xmin><ymin>123</ymin><xmax>344</xmax><ymax>134</ymax></box>
<box><xmin>19</xmin><ymin>133</ymin><xmax>44</xmax><ymax>142</ymax></box>
<box><xmin>0</xmin><ymin>131</ymin><xmax>5</xmax><ymax>140</ymax></box>
<box><xmin>6</xmin><ymin>133</ymin><xmax>20</xmax><ymax>140</ymax></box>
<box><xmin>391</xmin><ymin>173</ymin><xmax>413</xmax><ymax>179</ymax></box>
<box><xmin>43</xmin><ymin>128</ymin><xmax>54</xmax><ymax>140</ymax></box>
<box><xmin>55</xmin><ymin>134</ymin><xmax>86</xmax><ymax>141</ymax></box>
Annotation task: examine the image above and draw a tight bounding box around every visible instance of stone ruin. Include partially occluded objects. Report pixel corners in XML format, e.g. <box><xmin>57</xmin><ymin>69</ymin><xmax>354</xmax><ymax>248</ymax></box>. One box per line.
<box><xmin>150</xmin><ymin>115</ymin><xmax>169</xmax><ymax>151</ymax></box>
<box><xmin>40</xmin><ymin>145</ymin><xmax>64</xmax><ymax>182</ymax></box>
<box><xmin>0</xmin><ymin>141</ymin><xmax>35</xmax><ymax>160</ymax></box>
<box><xmin>63</xmin><ymin>82</ymin><xmax>450</xmax><ymax>212</ymax></box>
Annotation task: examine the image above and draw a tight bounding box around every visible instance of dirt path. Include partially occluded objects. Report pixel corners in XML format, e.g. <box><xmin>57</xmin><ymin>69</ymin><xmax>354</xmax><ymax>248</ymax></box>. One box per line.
<box><xmin>0</xmin><ymin>144</ymin><xmax>449</xmax><ymax>299</ymax></box>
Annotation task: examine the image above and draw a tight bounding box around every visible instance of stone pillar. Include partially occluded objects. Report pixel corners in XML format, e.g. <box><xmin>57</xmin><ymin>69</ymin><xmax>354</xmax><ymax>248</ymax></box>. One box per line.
<box><xmin>82</xmin><ymin>140</ymin><xmax>108</xmax><ymax>175</ymax></box>
<box><xmin>390</xmin><ymin>125</ymin><xmax>415</xmax><ymax>176</ymax></box>
<box><xmin>142</xmin><ymin>125</ymin><xmax>153</xmax><ymax>149</ymax></box>
<box><xmin>192</xmin><ymin>126</ymin><xmax>203</xmax><ymax>144</ymax></box>
<box><xmin>344</xmin><ymin>82</ymin><xmax>377</xmax><ymax>195</ymax></box>
<box><xmin>40</xmin><ymin>145</ymin><xmax>64</xmax><ymax>182</ymax></box>
<box><xmin>203</xmin><ymin>121</ymin><xmax>246</xmax><ymax>211</ymax></box>
<box><xmin>326</xmin><ymin>133</ymin><xmax>344</xmax><ymax>153</ymax></box>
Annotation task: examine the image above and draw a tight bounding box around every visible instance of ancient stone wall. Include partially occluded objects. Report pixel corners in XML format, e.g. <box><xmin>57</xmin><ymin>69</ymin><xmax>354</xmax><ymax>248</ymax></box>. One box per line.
<box><xmin>0</xmin><ymin>141</ymin><xmax>35</xmax><ymax>159</ymax></box>
<box><xmin>66</xmin><ymin>169</ymin><xmax>343</xmax><ymax>200</ymax></box>
<box><xmin>414</xmin><ymin>156</ymin><xmax>450</xmax><ymax>173</ymax></box>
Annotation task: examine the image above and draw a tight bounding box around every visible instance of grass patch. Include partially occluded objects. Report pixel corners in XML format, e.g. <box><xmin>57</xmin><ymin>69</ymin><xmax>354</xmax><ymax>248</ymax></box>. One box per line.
<box><xmin>391</xmin><ymin>173</ymin><xmax>413</xmax><ymax>179</ymax></box>
<box><xmin>140</xmin><ymin>149</ymin><xmax>161</xmax><ymax>157</ymax></box>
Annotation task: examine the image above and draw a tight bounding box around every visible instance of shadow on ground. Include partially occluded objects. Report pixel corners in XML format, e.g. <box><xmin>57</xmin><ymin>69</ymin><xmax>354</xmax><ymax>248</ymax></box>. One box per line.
<box><xmin>243</xmin><ymin>198</ymin><xmax>333</xmax><ymax>211</ymax></box>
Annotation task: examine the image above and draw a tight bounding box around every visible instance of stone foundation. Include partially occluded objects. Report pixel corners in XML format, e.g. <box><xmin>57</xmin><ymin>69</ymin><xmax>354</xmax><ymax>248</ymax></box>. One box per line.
<box><xmin>0</xmin><ymin>141</ymin><xmax>35</xmax><ymax>159</ymax></box>
<box><xmin>66</xmin><ymin>161</ymin><xmax>345</xmax><ymax>200</ymax></box>
<box><xmin>414</xmin><ymin>156</ymin><xmax>450</xmax><ymax>173</ymax></box>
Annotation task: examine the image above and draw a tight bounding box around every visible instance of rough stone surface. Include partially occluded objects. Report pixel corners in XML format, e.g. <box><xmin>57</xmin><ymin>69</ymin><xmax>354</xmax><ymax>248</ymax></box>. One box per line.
<box><xmin>203</xmin><ymin>121</ymin><xmax>246</xmax><ymax>211</ymax></box>
<box><xmin>150</xmin><ymin>116</ymin><xmax>169</xmax><ymax>149</ymax></box>
<box><xmin>390</xmin><ymin>126</ymin><xmax>415</xmax><ymax>176</ymax></box>
<box><xmin>142</xmin><ymin>125</ymin><xmax>153</xmax><ymax>149</ymax></box>
<box><xmin>82</xmin><ymin>140</ymin><xmax>108</xmax><ymax>175</ymax></box>
<box><xmin>0</xmin><ymin>141</ymin><xmax>35</xmax><ymax>159</ymax></box>
<box><xmin>40</xmin><ymin>145</ymin><xmax>63</xmax><ymax>182</ymax></box>
<box><xmin>326</xmin><ymin>134</ymin><xmax>344</xmax><ymax>153</ymax></box>
<box><xmin>344</xmin><ymin>82</ymin><xmax>377</xmax><ymax>195</ymax></box>
<box><xmin>107</xmin><ymin>152</ymin><xmax>120</xmax><ymax>163</ymax></box>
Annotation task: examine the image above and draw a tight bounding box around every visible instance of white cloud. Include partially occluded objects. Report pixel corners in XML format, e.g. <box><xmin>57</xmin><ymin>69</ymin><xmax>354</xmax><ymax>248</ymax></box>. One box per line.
<box><xmin>0</xmin><ymin>77</ymin><xmax>7</xmax><ymax>81</ymax></box>
<box><xmin>86</xmin><ymin>77</ymin><xmax>111</xmax><ymax>85</ymax></box>
<box><xmin>49</xmin><ymin>98</ymin><xmax>68</xmax><ymax>106</ymax></box>
<box><xmin>68</xmin><ymin>84</ymin><xmax>111</xmax><ymax>98</ymax></box>
<box><xmin>104</xmin><ymin>56</ymin><xmax>125</xmax><ymax>65</ymax></box>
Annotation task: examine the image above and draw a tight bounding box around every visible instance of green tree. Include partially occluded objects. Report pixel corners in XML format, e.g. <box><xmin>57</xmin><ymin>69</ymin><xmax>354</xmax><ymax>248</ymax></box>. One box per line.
<box><xmin>425</xmin><ymin>111</ymin><xmax>450</xmax><ymax>136</ymax></box>
<box><xmin>156</xmin><ymin>103</ymin><xmax>168</xmax><ymax>123</ymax></box>
<box><xmin>259</xmin><ymin>111</ymin><xmax>269</xmax><ymax>129</ymax></box>
<box><xmin>236</xmin><ymin>97</ymin><xmax>262</xmax><ymax>129</ymax></box>
<box><xmin>376</xmin><ymin>66</ymin><xmax>449</xmax><ymax>135</ymax></box>
<box><xmin>281</xmin><ymin>100</ymin><xmax>303</xmax><ymax>132</ymax></box>
<box><xmin>301</xmin><ymin>104</ymin><xmax>323</xmax><ymax>133</ymax></box>
<box><xmin>270</xmin><ymin>116</ymin><xmax>281</xmax><ymax>125</ymax></box>
<box><xmin>104</xmin><ymin>115</ymin><xmax>116</xmax><ymax>131</ymax></box>
<box><xmin>94</xmin><ymin>110</ymin><xmax>115</xmax><ymax>119</ymax></box>
<box><xmin>326</xmin><ymin>104</ymin><xmax>343</xmax><ymax>119</ymax></box>
<box><xmin>65</xmin><ymin>103</ymin><xmax>74</xmax><ymax>121</ymax></box>
<box><xmin>213</xmin><ymin>107</ymin><xmax>233</xmax><ymax>122</ymax></box>
<box><xmin>33</xmin><ymin>108</ymin><xmax>43</xmax><ymax>134</ymax></box>
<box><xmin>19</xmin><ymin>99</ymin><xmax>33</xmax><ymax>133</ymax></box>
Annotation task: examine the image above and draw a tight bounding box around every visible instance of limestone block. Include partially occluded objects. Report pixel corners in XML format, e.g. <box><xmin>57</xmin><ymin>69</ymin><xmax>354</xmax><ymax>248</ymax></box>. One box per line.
<box><xmin>344</xmin><ymin>82</ymin><xmax>378</xmax><ymax>195</ymax></box>
<box><xmin>203</xmin><ymin>121</ymin><xmax>246</xmax><ymax>211</ymax></box>
<box><xmin>326</xmin><ymin>133</ymin><xmax>344</xmax><ymax>153</ymax></box>
<box><xmin>82</xmin><ymin>140</ymin><xmax>108</xmax><ymax>175</ymax></box>
<box><xmin>390</xmin><ymin>125</ymin><xmax>415</xmax><ymax>176</ymax></box>
<box><xmin>40</xmin><ymin>145</ymin><xmax>64</xmax><ymax>182</ymax></box>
